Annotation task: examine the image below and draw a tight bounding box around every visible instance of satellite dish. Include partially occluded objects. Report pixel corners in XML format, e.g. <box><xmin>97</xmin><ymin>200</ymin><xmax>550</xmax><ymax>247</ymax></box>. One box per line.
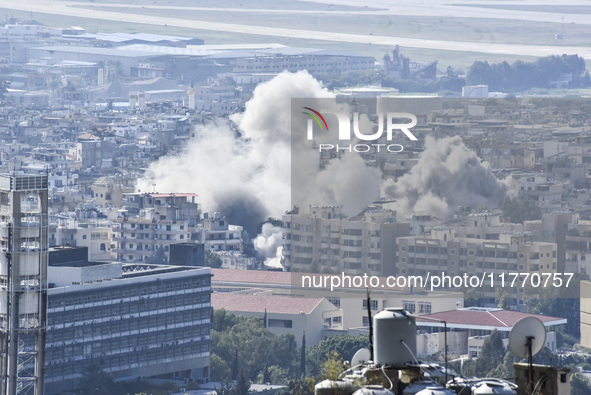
<box><xmin>351</xmin><ymin>348</ymin><xmax>371</xmax><ymax>367</ymax></box>
<box><xmin>508</xmin><ymin>316</ymin><xmax>546</xmax><ymax>359</ymax></box>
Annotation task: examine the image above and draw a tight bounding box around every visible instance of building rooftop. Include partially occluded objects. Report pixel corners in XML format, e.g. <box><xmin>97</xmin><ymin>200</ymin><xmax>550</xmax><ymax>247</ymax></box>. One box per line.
<box><xmin>211</xmin><ymin>293</ymin><xmax>324</xmax><ymax>315</ymax></box>
<box><xmin>77</xmin><ymin>32</ymin><xmax>199</xmax><ymax>43</ymax></box>
<box><xmin>147</xmin><ymin>193</ymin><xmax>198</xmax><ymax>198</ymax></box>
<box><xmin>211</xmin><ymin>268</ymin><xmax>291</xmax><ymax>286</ymax></box>
<box><xmin>416</xmin><ymin>307</ymin><xmax>566</xmax><ymax>331</ymax></box>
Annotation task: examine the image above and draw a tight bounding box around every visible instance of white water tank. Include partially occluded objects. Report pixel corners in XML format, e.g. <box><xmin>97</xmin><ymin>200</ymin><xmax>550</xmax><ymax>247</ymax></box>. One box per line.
<box><xmin>314</xmin><ymin>379</ymin><xmax>358</xmax><ymax>395</ymax></box>
<box><xmin>353</xmin><ymin>386</ymin><xmax>395</xmax><ymax>395</ymax></box>
<box><xmin>472</xmin><ymin>381</ymin><xmax>517</xmax><ymax>395</ymax></box>
<box><xmin>415</xmin><ymin>386</ymin><xmax>455</xmax><ymax>395</ymax></box>
<box><xmin>403</xmin><ymin>381</ymin><xmax>434</xmax><ymax>395</ymax></box>
<box><xmin>373</xmin><ymin>308</ymin><xmax>416</xmax><ymax>367</ymax></box>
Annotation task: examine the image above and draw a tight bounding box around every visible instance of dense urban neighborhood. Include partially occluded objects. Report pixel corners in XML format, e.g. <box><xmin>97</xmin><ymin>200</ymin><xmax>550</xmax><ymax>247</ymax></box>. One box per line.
<box><xmin>1</xmin><ymin>4</ymin><xmax>591</xmax><ymax>395</ymax></box>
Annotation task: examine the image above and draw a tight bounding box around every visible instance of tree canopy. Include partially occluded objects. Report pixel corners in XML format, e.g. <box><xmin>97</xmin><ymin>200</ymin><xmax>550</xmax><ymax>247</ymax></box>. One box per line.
<box><xmin>466</xmin><ymin>55</ymin><xmax>590</xmax><ymax>91</ymax></box>
<box><xmin>501</xmin><ymin>196</ymin><xmax>542</xmax><ymax>224</ymax></box>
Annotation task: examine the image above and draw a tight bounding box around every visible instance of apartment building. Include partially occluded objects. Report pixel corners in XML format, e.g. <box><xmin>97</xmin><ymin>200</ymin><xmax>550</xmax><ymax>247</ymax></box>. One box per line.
<box><xmin>121</xmin><ymin>192</ymin><xmax>200</xmax><ymax>226</ymax></box>
<box><xmin>283</xmin><ymin>205</ymin><xmax>410</xmax><ymax>276</ymax></box>
<box><xmin>192</xmin><ymin>212</ymin><xmax>243</xmax><ymax>253</ymax></box>
<box><xmin>112</xmin><ymin>216</ymin><xmax>191</xmax><ymax>263</ymax></box>
<box><xmin>397</xmin><ymin>228</ymin><xmax>558</xmax><ymax>304</ymax></box>
<box><xmin>112</xmin><ymin>192</ymin><xmax>202</xmax><ymax>262</ymax></box>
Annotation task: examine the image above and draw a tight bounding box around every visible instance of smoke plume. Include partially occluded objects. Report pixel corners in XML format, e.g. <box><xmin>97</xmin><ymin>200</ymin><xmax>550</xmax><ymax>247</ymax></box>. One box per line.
<box><xmin>253</xmin><ymin>223</ymin><xmax>284</xmax><ymax>269</ymax></box>
<box><xmin>382</xmin><ymin>135</ymin><xmax>507</xmax><ymax>218</ymax></box>
<box><xmin>138</xmin><ymin>71</ymin><xmax>334</xmax><ymax>233</ymax></box>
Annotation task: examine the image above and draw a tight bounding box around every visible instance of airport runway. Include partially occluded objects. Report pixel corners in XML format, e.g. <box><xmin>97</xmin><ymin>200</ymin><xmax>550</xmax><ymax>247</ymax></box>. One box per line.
<box><xmin>2</xmin><ymin>0</ymin><xmax>591</xmax><ymax>59</ymax></box>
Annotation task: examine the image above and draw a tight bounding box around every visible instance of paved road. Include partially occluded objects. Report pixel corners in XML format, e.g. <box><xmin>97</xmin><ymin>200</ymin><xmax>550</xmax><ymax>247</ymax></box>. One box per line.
<box><xmin>2</xmin><ymin>0</ymin><xmax>591</xmax><ymax>58</ymax></box>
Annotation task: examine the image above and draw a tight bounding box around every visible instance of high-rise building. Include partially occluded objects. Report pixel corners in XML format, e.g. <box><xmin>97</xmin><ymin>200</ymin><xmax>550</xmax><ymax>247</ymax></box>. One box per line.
<box><xmin>0</xmin><ymin>174</ymin><xmax>49</xmax><ymax>395</ymax></box>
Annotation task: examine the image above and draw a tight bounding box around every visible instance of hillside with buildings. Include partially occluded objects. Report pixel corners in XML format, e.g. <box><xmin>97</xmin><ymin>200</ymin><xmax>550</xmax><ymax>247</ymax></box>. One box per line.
<box><xmin>0</xmin><ymin>1</ymin><xmax>590</xmax><ymax>394</ymax></box>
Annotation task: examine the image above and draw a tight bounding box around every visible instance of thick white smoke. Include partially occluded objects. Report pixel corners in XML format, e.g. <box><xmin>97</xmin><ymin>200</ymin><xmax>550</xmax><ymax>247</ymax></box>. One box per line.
<box><xmin>253</xmin><ymin>223</ymin><xmax>284</xmax><ymax>269</ymax></box>
<box><xmin>138</xmin><ymin>71</ymin><xmax>332</xmax><ymax>234</ymax></box>
<box><xmin>381</xmin><ymin>135</ymin><xmax>507</xmax><ymax>218</ymax></box>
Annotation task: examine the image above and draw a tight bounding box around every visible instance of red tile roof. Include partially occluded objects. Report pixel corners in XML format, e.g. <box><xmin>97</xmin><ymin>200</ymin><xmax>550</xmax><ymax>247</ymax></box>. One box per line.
<box><xmin>415</xmin><ymin>308</ymin><xmax>566</xmax><ymax>330</ymax></box>
<box><xmin>211</xmin><ymin>293</ymin><xmax>324</xmax><ymax>315</ymax></box>
<box><xmin>211</xmin><ymin>268</ymin><xmax>292</xmax><ymax>285</ymax></box>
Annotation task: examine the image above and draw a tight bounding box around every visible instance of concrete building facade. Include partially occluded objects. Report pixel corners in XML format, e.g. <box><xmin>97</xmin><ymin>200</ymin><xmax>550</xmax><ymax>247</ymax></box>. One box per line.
<box><xmin>44</xmin><ymin>255</ymin><xmax>211</xmax><ymax>394</ymax></box>
<box><xmin>283</xmin><ymin>206</ymin><xmax>410</xmax><ymax>276</ymax></box>
<box><xmin>397</xmin><ymin>229</ymin><xmax>557</xmax><ymax>303</ymax></box>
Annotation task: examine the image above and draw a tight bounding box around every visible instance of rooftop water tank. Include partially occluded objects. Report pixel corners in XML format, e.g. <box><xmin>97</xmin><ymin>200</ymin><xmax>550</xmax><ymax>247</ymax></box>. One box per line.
<box><xmin>472</xmin><ymin>381</ymin><xmax>517</xmax><ymax>395</ymax></box>
<box><xmin>415</xmin><ymin>386</ymin><xmax>455</xmax><ymax>395</ymax></box>
<box><xmin>352</xmin><ymin>385</ymin><xmax>395</xmax><ymax>395</ymax></box>
<box><xmin>314</xmin><ymin>379</ymin><xmax>358</xmax><ymax>395</ymax></box>
<box><xmin>373</xmin><ymin>308</ymin><xmax>416</xmax><ymax>367</ymax></box>
<box><xmin>403</xmin><ymin>380</ymin><xmax>434</xmax><ymax>395</ymax></box>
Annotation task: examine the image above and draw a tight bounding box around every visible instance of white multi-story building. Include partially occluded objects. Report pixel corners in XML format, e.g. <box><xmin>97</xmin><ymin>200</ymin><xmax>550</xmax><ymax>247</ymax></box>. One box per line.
<box><xmin>192</xmin><ymin>212</ymin><xmax>243</xmax><ymax>253</ymax></box>
<box><xmin>283</xmin><ymin>206</ymin><xmax>410</xmax><ymax>276</ymax></box>
<box><xmin>112</xmin><ymin>216</ymin><xmax>191</xmax><ymax>263</ymax></box>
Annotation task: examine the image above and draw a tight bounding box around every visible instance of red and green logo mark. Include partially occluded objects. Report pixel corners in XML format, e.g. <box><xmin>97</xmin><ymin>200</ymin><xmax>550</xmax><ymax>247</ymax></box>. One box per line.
<box><xmin>302</xmin><ymin>107</ymin><xmax>328</xmax><ymax>131</ymax></box>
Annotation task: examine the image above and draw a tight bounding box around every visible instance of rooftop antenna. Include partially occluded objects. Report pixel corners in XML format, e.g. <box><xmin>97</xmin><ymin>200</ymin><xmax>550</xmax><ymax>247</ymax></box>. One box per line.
<box><xmin>508</xmin><ymin>316</ymin><xmax>546</xmax><ymax>393</ymax></box>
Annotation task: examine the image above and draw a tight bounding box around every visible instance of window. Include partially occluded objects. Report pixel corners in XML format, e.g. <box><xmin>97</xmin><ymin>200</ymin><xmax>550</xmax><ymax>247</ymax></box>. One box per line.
<box><xmin>362</xmin><ymin>316</ymin><xmax>370</xmax><ymax>327</ymax></box>
<box><xmin>403</xmin><ymin>301</ymin><xmax>416</xmax><ymax>313</ymax></box>
<box><xmin>362</xmin><ymin>299</ymin><xmax>378</xmax><ymax>310</ymax></box>
<box><xmin>418</xmin><ymin>302</ymin><xmax>431</xmax><ymax>314</ymax></box>
<box><xmin>327</xmin><ymin>297</ymin><xmax>340</xmax><ymax>309</ymax></box>
<box><xmin>268</xmin><ymin>319</ymin><xmax>292</xmax><ymax>328</ymax></box>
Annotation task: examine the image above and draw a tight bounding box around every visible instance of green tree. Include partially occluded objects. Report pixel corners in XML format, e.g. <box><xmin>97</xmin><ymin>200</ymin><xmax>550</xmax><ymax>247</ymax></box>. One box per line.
<box><xmin>77</xmin><ymin>363</ymin><xmax>114</xmax><ymax>395</ymax></box>
<box><xmin>257</xmin><ymin>365</ymin><xmax>291</xmax><ymax>385</ymax></box>
<box><xmin>300</xmin><ymin>333</ymin><xmax>306</xmax><ymax>378</ymax></box>
<box><xmin>496</xmin><ymin>288</ymin><xmax>510</xmax><ymax>310</ymax></box>
<box><xmin>235</xmin><ymin>369</ymin><xmax>251</xmax><ymax>395</ymax></box>
<box><xmin>525</xmin><ymin>272</ymin><xmax>587</xmax><ymax>339</ymax></box>
<box><xmin>476</xmin><ymin>330</ymin><xmax>505</xmax><ymax>374</ymax></box>
<box><xmin>571</xmin><ymin>372</ymin><xmax>591</xmax><ymax>395</ymax></box>
<box><xmin>210</xmin><ymin>310</ymin><xmax>298</xmax><ymax>383</ymax></box>
<box><xmin>463</xmin><ymin>330</ymin><xmax>505</xmax><ymax>378</ymax></box>
<box><xmin>146</xmin><ymin>246</ymin><xmax>168</xmax><ymax>264</ymax></box>
<box><xmin>210</xmin><ymin>353</ymin><xmax>231</xmax><ymax>382</ymax></box>
<box><xmin>306</xmin><ymin>334</ymin><xmax>369</xmax><ymax>377</ymax></box>
<box><xmin>205</xmin><ymin>249</ymin><xmax>222</xmax><ymax>268</ymax></box>
<box><xmin>319</xmin><ymin>351</ymin><xmax>343</xmax><ymax>381</ymax></box>
<box><xmin>501</xmin><ymin>196</ymin><xmax>541</xmax><ymax>224</ymax></box>
<box><xmin>215</xmin><ymin>379</ymin><xmax>235</xmax><ymax>395</ymax></box>
<box><xmin>463</xmin><ymin>287</ymin><xmax>481</xmax><ymax>308</ymax></box>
